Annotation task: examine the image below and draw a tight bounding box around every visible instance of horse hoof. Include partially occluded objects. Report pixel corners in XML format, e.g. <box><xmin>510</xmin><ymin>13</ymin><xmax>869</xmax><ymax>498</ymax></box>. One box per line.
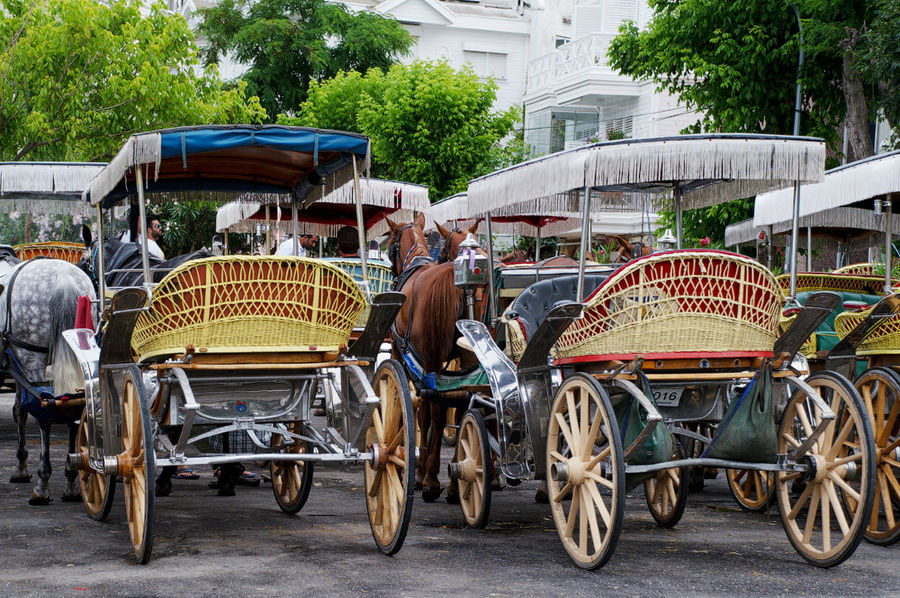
<box><xmin>445</xmin><ymin>491</ymin><xmax>460</xmax><ymax>505</ymax></box>
<box><xmin>155</xmin><ymin>484</ymin><xmax>172</xmax><ymax>497</ymax></box>
<box><xmin>422</xmin><ymin>486</ymin><xmax>443</xmax><ymax>502</ymax></box>
<box><xmin>9</xmin><ymin>473</ymin><xmax>32</xmax><ymax>483</ymax></box>
<box><xmin>534</xmin><ymin>487</ymin><xmax>549</xmax><ymax>504</ymax></box>
<box><xmin>61</xmin><ymin>493</ymin><xmax>81</xmax><ymax>503</ymax></box>
<box><xmin>28</xmin><ymin>495</ymin><xmax>51</xmax><ymax>506</ymax></box>
<box><xmin>414</xmin><ymin>480</ymin><xmax>423</xmax><ymax>491</ymax></box>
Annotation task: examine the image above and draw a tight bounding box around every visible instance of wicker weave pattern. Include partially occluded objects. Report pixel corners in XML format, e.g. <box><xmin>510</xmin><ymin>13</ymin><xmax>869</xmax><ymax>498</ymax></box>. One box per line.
<box><xmin>555</xmin><ymin>251</ymin><xmax>781</xmax><ymax>358</ymax></box>
<box><xmin>13</xmin><ymin>242</ymin><xmax>84</xmax><ymax>264</ymax></box>
<box><xmin>834</xmin><ymin>263</ymin><xmax>878</xmax><ymax>276</ymax></box>
<box><xmin>501</xmin><ymin>315</ymin><xmax>528</xmax><ymax>362</ymax></box>
<box><xmin>132</xmin><ymin>256</ymin><xmax>366</xmax><ymax>361</ymax></box>
<box><xmin>775</xmin><ymin>273</ymin><xmax>888</xmax><ymax>296</ymax></box>
<box><xmin>325</xmin><ymin>258</ymin><xmax>393</xmax><ymax>328</ymax></box>
<box><xmin>835</xmin><ymin>308</ymin><xmax>900</xmax><ymax>355</ymax></box>
<box><xmin>779</xmin><ymin>314</ymin><xmax>818</xmax><ymax>358</ymax></box>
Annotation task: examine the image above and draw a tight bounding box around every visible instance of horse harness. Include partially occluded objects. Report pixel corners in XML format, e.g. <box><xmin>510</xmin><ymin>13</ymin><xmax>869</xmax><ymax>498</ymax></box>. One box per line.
<box><xmin>2</xmin><ymin>258</ymin><xmax>51</xmax><ymax>356</ymax></box>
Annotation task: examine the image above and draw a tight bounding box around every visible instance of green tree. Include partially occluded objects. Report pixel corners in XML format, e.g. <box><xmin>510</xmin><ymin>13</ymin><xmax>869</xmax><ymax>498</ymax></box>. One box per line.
<box><xmin>0</xmin><ymin>0</ymin><xmax>266</xmax><ymax>162</ymax></box>
<box><xmin>280</xmin><ymin>61</ymin><xmax>520</xmax><ymax>200</ymax></box>
<box><xmin>197</xmin><ymin>0</ymin><xmax>412</xmax><ymax>119</ymax></box>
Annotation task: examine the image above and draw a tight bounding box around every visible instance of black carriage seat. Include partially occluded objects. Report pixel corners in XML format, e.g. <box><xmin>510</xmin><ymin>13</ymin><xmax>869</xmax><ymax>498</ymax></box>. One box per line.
<box><xmin>105</xmin><ymin>241</ymin><xmax>162</xmax><ymax>286</ymax></box>
<box><xmin>504</xmin><ymin>273</ymin><xmax>611</xmax><ymax>342</ymax></box>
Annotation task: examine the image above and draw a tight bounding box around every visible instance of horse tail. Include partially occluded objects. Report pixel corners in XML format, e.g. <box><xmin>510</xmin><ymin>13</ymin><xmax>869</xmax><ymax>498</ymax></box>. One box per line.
<box><xmin>47</xmin><ymin>270</ymin><xmax>92</xmax><ymax>395</ymax></box>
<box><xmin>417</xmin><ymin>265</ymin><xmax>463</xmax><ymax>373</ymax></box>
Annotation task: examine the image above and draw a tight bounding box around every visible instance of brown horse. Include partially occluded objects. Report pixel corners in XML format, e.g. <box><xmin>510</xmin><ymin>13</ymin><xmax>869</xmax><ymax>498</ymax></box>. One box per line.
<box><xmin>387</xmin><ymin>218</ymin><xmax>473</xmax><ymax>501</ymax></box>
<box><xmin>610</xmin><ymin>234</ymin><xmax>652</xmax><ymax>263</ymax></box>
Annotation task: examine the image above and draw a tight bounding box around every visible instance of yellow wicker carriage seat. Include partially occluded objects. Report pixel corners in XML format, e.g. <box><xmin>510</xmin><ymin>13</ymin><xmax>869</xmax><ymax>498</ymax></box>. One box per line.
<box><xmin>554</xmin><ymin>250</ymin><xmax>782</xmax><ymax>363</ymax></box>
<box><xmin>323</xmin><ymin>258</ymin><xmax>393</xmax><ymax>329</ymax></box>
<box><xmin>783</xmin><ymin>290</ymin><xmax>881</xmax><ymax>358</ymax></box>
<box><xmin>501</xmin><ymin>273</ymin><xmax>611</xmax><ymax>362</ymax></box>
<box><xmin>835</xmin><ymin>305</ymin><xmax>900</xmax><ymax>356</ymax></box>
<box><xmin>13</xmin><ymin>242</ymin><xmax>84</xmax><ymax>265</ymax></box>
<box><xmin>131</xmin><ymin>256</ymin><xmax>366</xmax><ymax>362</ymax></box>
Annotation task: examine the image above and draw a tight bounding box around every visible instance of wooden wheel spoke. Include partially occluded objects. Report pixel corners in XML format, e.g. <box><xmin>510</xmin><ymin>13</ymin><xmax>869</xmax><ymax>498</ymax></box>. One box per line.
<box><xmin>665</xmin><ymin>476</ymin><xmax>678</xmax><ymax>508</ymax></box>
<box><xmin>883</xmin><ymin>464</ymin><xmax>900</xmax><ymax>501</ymax></box>
<box><xmin>782</xmin><ymin>432</ymin><xmax>801</xmax><ymax>449</ymax></box>
<box><xmin>585</xmin><ymin>470</ymin><xmax>614</xmax><ymax>489</ymax></box>
<box><xmin>579</xmin><ymin>391</ymin><xmax>590</xmax><ymax>451</ymax></box>
<box><xmin>372</xmin><ymin>409</ymin><xmax>386</xmax><ymax>444</ymax></box>
<box><xmin>460</xmin><ymin>437</ymin><xmax>473</xmax><ymax>460</ymax></box>
<box><xmin>879</xmin><ymin>470</ymin><xmax>896</xmax><ymax>529</ymax></box>
<box><xmin>553</xmin><ymin>482</ymin><xmax>572</xmax><ymax>503</ymax></box>
<box><xmin>795</xmin><ymin>403</ymin><xmax>815</xmax><ymax>441</ymax></box>
<box><xmin>826</xmin><ymin>417</ymin><xmax>856</xmax><ymax>460</ymax></box>
<box><xmin>582</xmin><ymin>489</ymin><xmax>602</xmax><ymax>554</ymax></box>
<box><xmin>801</xmin><ymin>485</ymin><xmax>821</xmax><ymax>544</ymax></box>
<box><xmin>879</xmin><ymin>400</ymin><xmax>899</xmax><ymax>446</ymax></box>
<box><xmin>550</xmin><ymin>450</ymin><xmax>568</xmax><ymax>463</ymax></box>
<box><xmin>827</xmin><ymin>471</ymin><xmax>861</xmax><ymax>502</ymax></box>
<box><xmin>387</xmin><ymin>464</ymin><xmax>404</xmax><ymax>506</ymax></box>
<box><xmin>564</xmin><ymin>486</ymin><xmax>580</xmax><ymax>537</ymax></box>
<box><xmin>583</xmin><ymin>406</ymin><xmax>604</xmax><ymax>455</ymax></box>
<box><xmin>578</xmin><ymin>489</ymin><xmax>588</xmax><ymax>554</ymax></box>
<box><xmin>368</xmin><ymin>467</ymin><xmax>384</xmax><ymax>497</ymax></box>
<box><xmin>586</xmin><ymin>446</ymin><xmax>611</xmax><ymax>470</ymax></box>
<box><xmin>566</xmin><ymin>390</ymin><xmax>582</xmax><ymax>450</ymax></box>
<box><xmin>824</xmin><ymin>481</ymin><xmax>850</xmax><ymax>535</ymax></box>
<box><xmin>820</xmin><ymin>487</ymin><xmax>831</xmax><ymax>552</ymax></box>
<box><xmin>555</xmin><ymin>412</ymin><xmax>577</xmax><ymax>455</ymax></box>
<box><xmin>585</xmin><ymin>479</ymin><xmax>612</xmax><ymax>527</ymax></box>
<box><xmin>788</xmin><ymin>482</ymin><xmax>814</xmax><ymax>521</ymax></box>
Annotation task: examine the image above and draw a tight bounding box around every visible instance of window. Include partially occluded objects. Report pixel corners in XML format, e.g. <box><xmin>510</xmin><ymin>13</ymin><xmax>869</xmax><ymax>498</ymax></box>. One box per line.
<box><xmin>555</xmin><ymin>36</ymin><xmax>570</xmax><ymax>48</ymax></box>
<box><xmin>463</xmin><ymin>50</ymin><xmax>507</xmax><ymax>80</ymax></box>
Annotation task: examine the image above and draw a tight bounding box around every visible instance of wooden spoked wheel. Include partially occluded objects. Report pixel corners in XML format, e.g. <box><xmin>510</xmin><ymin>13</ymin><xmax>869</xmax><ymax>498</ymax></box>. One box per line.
<box><xmin>364</xmin><ymin>360</ymin><xmax>415</xmax><ymax>555</ymax></box>
<box><xmin>776</xmin><ymin>371</ymin><xmax>875</xmax><ymax>567</ymax></box>
<box><xmin>270</xmin><ymin>422</ymin><xmax>314</xmax><ymax>514</ymax></box>
<box><xmin>727</xmin><ymin>469</ymin><xmax>775</xmax><ymax>512</ymax></box>
<box><xmin>76</xmin><ymin>413</ymin><xmax>116</xmax><ymax>521</ymax></box>
<box><xmin>456</xmin><ymin>409</ymin><xmax>492</xmax><ymax>529</ymax></box>
<box><xmin>120</xmin><ymin>367</ymin><xmax>156</xmax><ymax>564</ymax></box>
<box><xmin>546</xmin><ymin>374</ymin><xmax>625</xmax><ymax>570</ymax></box>
<box><xmin>855</xmin><ymin>367</ymin><xmax>900</xmax><ymax>545</ymax></box>
<box><xmin>443</xmin><ymin>407</ymin><xmax>458</xmax><ymax>447</ymax></box>
<box><xmin>644</xmin><ymin>440</ymin><xmax>687</xmax><ymax>527</ymax></box>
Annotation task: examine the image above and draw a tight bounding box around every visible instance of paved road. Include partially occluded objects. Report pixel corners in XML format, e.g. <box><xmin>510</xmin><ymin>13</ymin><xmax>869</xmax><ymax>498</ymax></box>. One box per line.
<box><xmin>0</xmin><ymin>392</ymin><xmax>896</xmax><ymax>597</ymax></box>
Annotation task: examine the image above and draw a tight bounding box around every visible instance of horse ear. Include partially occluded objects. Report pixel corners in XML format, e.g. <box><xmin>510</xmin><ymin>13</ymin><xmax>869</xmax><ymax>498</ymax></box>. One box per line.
<box><xmin>386</xmin><ymin>217</ymin><xmax>400</xmax><ymax>235</ymax></box>
<box><xmin>435</xmin><ymin>222</ymin><xmax>451</xmax><ymax>239</ymax></box>
<box><xmin>81</xmin><ymin>224</ymin><xmax>93</xmax><ymax>248</ymax></box>
<box><xmin>467</xmin><ymin>221</ymin><xmax>479</xmax><ymax>235</ymax></box>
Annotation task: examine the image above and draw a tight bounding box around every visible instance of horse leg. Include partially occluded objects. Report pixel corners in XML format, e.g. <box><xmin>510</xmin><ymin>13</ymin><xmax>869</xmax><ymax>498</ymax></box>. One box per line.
<box><xmin>421</xmin><ymin>401</ymin><xmax>445</xmax><ymax>502</ymax></box>
<box><xmin>28</xmin><ymin>420</ymin><xmax>52</xmax><ymax>505</ymax></box>
<box><xmin>9</xmin><ymin>390</ymin><xmax>32</xmax><ymax>483</ymax></box>
<box><xmin>61</xmin><ymin>422</ymin><xmax>81</xmax><ymax>501</ymax></box>
<box><xmin>155</xmin><ymin>467</ymin><xmax>177</xmax><ymax>497</ymax></box>
<box><xmin>414</xmin><ymin>394</ymin><xmax>428</xmax><ymax>491</ymax></box>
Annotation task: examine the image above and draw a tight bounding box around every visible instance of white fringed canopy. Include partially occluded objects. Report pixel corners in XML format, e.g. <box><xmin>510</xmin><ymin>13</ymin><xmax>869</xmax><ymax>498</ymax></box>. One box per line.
<box><xmin>1</xmin><ymin>162</ymin><xmax>105</xmax><ymax>215</ymax></box>
<box><xmin>753</xmin><ymin>151</ymin><xmax>900</xmax><ymax>227</ymax></box>
<box><xmin>216</xmin><ymin>178</ymin><xmax>430</xmax><ymax>238</ymax></box>
<box><xmin>468</xmin><ymin>134</ymin><xmax>826</xmax><ymax>217</ymax></box>
<box><xmin>727</xmin><ymin>208</ymin><xmax>900</xmax><ymax>246</ymax></box>
<box><xmin>428</xmin><ymin>192</ymin><xmax>578</xmax><ymax>236</ymax></box>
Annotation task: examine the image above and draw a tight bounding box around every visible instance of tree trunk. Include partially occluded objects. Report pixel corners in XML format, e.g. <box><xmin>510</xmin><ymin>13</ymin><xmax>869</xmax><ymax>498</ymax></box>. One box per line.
<box><xmin>840</xmin><ymin>28</ymin><xmax>873</xmax><ymax>161</ymax></box>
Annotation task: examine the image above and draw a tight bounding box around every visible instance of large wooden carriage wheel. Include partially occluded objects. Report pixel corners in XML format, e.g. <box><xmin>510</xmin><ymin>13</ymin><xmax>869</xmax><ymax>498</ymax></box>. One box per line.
<box><xmin>455</xmin><ymin>409</ymin><xmax>492</xmax><ymax>528</ymax></box>
<box><xmin>120</xmin><ymin>368</ymin><xmax>156</xmax><ymax>564</ymax></box>
<box><xmin>364</xmin><ymin>360</ymin><xmax>415</xmax><ymax>554</ymax></box>
<box><xmin>76</xmin><ymin>413</ymin><xmax>116</xmax><ymax>521</ymax></box>
<box><xmin>854</xmin><ymin>367</ymin><xmax>900</xmax><ymax>545</ymax></box>
<box><xmin>727</xmin><ymin>469</ymin><xmax>775</xmax><ymax>512</ymax></box>
<box><xmin>546</xmin><ymin>374</ymin><xmax>625</xmax><ymax>570</ymax></box>
<box><xmin>776</xmin><ymin>371</ymin><xmax>875</xmax><ymax>567</ymax></box>
<box><xmin>644</xmin><ymin>440</ymin><xmax>688</xmax><ymax>527</ymax></box>
<box><xmin>270</xmin><ymin>422</ymin><xmax>314</xmax><ymax>514</ymax></box>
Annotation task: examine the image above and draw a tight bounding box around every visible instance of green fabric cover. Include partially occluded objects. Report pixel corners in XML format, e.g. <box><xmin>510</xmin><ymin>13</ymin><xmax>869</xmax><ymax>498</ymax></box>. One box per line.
<box><xmin>706</xmin><ymin>366</ymin><xmax>776</xmax><ymax>462</ymax></box>
<box><xmin>794</xmin><ymin>291</ymin><xmax>881</xmax><ymax>353</ymax></box>
<box><xmin>615</xmin><ymin>376</ymin><xmax>674</xmax><ymax>466</ymax></box>
<box><xmin>433</xmin><ymin>366</ymin><xmax>488</xmax><ymax>392</ymax></box>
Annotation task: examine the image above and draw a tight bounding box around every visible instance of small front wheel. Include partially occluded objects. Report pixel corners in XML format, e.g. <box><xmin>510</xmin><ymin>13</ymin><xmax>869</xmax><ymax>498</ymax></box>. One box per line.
<box><xmin>727</xmin><ymin>469</ymin><xmax>775</xmax><ymax>513</ymax></box>
<box><xmin>546</xmin><ymin>374</ymin><xmax>625</xmax><ymax>570</ymax></box>
<box><xmin>270</xmin><ymin>422</ymin><xmax>314</xmax><ymax>514</ymax></box>
<box><xmin>364</xmin><ymin>360</ymin><xmax>415</xmax><ymax>555</ymax></box>
<box><xmin>455</xmin><ymin>409</ymin><xmax>492</xmax><ymax>529</ymax></box>
<box><xmin>644</xmin><ymin>439</ymin><xmax>687</xmax><ymax>527</ymax></box>
<box><xmin>76</xmin><ymin>412</ymin><xmax>116</xmax><ymax>521</ymax></box>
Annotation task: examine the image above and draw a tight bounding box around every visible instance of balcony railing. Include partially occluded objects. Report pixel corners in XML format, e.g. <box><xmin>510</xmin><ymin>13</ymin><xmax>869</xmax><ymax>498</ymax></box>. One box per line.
<box><xmin>526</xmin><ymin>34</ymin><xmax>617</xmax><ymax>94</ymax></box>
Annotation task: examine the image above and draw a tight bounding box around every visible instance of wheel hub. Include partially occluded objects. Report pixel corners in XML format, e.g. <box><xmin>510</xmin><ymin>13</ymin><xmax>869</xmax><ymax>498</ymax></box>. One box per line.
<box><xmin>458</xmin><ymin>458</ymin><xmax>478</xmax><ymax>483</ymax></box>
<box><xmin>566</xmin><ymin>457</ymin><xmax>586</xmax><ymax>486</ymax></box>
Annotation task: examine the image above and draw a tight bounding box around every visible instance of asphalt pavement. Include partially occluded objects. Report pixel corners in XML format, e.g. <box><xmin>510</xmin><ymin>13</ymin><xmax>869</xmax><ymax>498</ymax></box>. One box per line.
<box><xmin>0</xmin><ymin>391</ymin><xmax>896</xmax><ymax>598</ymax></box>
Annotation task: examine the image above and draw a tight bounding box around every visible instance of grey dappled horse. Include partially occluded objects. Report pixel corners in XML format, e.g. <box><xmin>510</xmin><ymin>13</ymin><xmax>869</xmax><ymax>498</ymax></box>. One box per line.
<box><xmin>1</xmin><ymin>259</ymin><xmax>96</xmax><ymax>504</ymax></box>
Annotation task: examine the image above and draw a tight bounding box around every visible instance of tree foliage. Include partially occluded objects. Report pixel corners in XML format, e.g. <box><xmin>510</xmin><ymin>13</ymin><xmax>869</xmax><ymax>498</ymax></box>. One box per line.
<box><xmin>0</xmin><ymin>0</ymin><xmax>266</xmax><ymax>162</ymax></box>
<box><xmin>279</xmin><ymin>61</ymin><xmax>520</xmax><ymax>200</ymax></box>
<box><xmin>197</xmin><ymin>0</ymin><xmax>412</xmax><ymax>119</ymax></box>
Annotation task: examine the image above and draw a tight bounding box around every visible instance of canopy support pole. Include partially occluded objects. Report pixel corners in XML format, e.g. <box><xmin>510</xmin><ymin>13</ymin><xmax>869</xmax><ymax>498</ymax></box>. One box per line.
<box><xmin>265</xmin><ymin>205</ymin><xmax>271</xmax><ymax>255</ymax></box>
<box><xmin>767</xmin><ymin>225</ymin><xmax>773</xmax><ymax>269</ymax></box>
<box><xmin>96</xmin><ymin>205</ymin><xmax>106</xmax><ymax>319</ymax></box>
<box><xmin>674</xmin><ymin>182</ymin><xmax>683</xmax><ymax>250</ymax></box>
<box><xmin>577</xmin><ymin>185</ymin><xmax>592</xmax><ymax>303</ymax></box>
<box><xmin>352</xmin><ymin>155</ymin><xmax>367</xmax><ymax>285</ymax></box>
<box><xmin>224</xmin><ymin>228</ymin><xmax>230</xmax><ymax>256</ymax></box>
<box><xmin>885</xmin><ymin>195</ymin><xmax>893</xmax><ymax>294</ymax></box>
<box><xmin>135</xmin><ymin>166</ymin><xmax>151</xmax><ymax>287</ymax></box>
<box><xmin>485</xmin><ymin>214</ymin><xmax>496</xmax><ymax>323</ymax></box>
<box><xmin>535</xmin><ymin>226</ymin><xmax>542</xmax><ymax>262</ymax></box>
<box><xmin>788</xmin><ymin>180</ymin><xmax>801</xmax><ymax>302</ymax></box>
<box><xmin>806</xmin><ymin>226</ymin><xmax>812</xmax><ymax>270</ymax></box>
<box><xmin>292</xmin><ymin>198</ymin><xmax>299</xmax><ymax>256</ymax></box>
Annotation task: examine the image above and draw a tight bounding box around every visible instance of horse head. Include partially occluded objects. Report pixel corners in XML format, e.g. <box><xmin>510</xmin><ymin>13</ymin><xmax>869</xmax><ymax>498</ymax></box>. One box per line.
<box><xmin>610</xmin><ymin>235</ymin><xmax>651</xmax><ymax>263</ymax></box>
<box><xmin>386</xmin><ymin>217</ymin><xmax>430</xmax><ymax>277</ymax></box>
<box><xmin>498</xmin><ymin>248</ymin><xmax>528</xmax><ymax>264</ymax></box>
<box><xmin>435</xmin><ymin>221</ymin><xmax>479</xmax><ymax>263</ymax></box>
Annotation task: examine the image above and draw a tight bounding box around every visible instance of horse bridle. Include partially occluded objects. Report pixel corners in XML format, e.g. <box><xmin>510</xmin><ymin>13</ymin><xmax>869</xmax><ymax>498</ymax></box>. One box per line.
<box><xmin>388</xmin><ymin>223</ymin><xmax>423</xmax><ymax>276</ymax></box>
<box><xmin>437</xmin><ymin>227</ymin><xmax>463</xmax><ymax>264</ymax></box>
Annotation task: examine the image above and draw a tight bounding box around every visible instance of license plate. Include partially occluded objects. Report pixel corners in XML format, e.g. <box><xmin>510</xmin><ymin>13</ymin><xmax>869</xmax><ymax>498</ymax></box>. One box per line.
<box><xmin>652</xmin><ymin>386</ymin><xmax>683</xmax><ymax>406</ymax></box>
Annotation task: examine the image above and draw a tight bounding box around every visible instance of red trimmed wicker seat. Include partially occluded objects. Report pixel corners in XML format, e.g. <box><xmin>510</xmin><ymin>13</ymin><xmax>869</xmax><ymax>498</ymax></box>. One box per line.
<box><xmin>14</xmin><ymin>241</ymin><xmax>84</xmax><ymax>264</ymax></box>
<box><xmin>131</xmin><ymin>256</ymin><xmax>366</xmax><ymax>362</ymax></box>
<box><xmin>554</xmin><ymin>250</ymin><xmax>782</xmax><ymax>363</ymax></box>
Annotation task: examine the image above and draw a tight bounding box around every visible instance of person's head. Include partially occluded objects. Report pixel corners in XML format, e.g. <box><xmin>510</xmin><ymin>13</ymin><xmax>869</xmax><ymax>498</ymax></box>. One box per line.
<box><xmin>147</xmin><ymin>214</ymin><xmax>162</xmax><ymax>241</ymax></box>
<box><xmin>336</xmin><ymin>226</ymin><xmax>360</xmax><ymax>257</ymax></box>
<box><xmin>299</xmin><ymin>234</ymin><xmax>318</xmax><ymax>250</ymax></box>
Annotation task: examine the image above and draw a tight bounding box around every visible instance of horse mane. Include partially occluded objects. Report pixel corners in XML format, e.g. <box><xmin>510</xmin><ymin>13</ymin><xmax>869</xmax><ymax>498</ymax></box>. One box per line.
<box><xmin>414</xmin><ymin>263</ymin><xmax>462</xmax><ymax>372</ymax></box>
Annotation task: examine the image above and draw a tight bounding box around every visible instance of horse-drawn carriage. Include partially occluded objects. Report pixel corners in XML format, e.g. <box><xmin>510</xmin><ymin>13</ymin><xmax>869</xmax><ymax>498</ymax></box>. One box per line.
<box><xmin>64</xmin><ymin>125</ymin><xmax>415</xmax><ymax>563</ymax></box>
<box><xmin>753</xmin><ymin>150</ymin><xmax>900</xmax><ymax>545</ymax></box>
<box><xmin>432</xmin><ymin>134</ymin><xmax>878</xmax><ymax>569</ymax></box>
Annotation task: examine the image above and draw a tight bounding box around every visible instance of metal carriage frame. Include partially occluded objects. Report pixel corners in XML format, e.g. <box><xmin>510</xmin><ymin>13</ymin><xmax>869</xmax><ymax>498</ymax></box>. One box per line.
<box><xmin>63</xmin><ymin>125</ymin><xmax>417</xmax><ymax>564</ymax></box>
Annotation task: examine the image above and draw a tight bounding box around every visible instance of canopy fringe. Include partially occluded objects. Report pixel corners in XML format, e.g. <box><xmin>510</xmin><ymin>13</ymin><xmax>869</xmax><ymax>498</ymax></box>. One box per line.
<box><xmin>85</xmin><ymin>133</ymin><xmax>162</xmax><ymax>206</ymax></box>
<box><xmin>1</xmin><ymin>162</ymin><xmax>105</xmax><ymax>203</ymax></box>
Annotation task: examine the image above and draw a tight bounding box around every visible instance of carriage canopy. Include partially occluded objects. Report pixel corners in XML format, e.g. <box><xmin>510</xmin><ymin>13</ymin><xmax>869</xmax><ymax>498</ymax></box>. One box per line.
<box><xmin>83</xmin><ymin>125</ymin><xmax>370</xmax><ymax>209</ymax></box>
<box><xmin>1</xmin><ymin>162</ymin><xmax>105</xmax><ymax>216</ymax></box>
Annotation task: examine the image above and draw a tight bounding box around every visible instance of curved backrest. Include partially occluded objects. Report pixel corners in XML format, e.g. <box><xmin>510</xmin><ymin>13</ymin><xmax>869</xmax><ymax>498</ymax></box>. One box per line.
<box><xmin>324</xmin><ymin>258</ymin><xmax>393</xmax><ymax>328</ymax></box>
<box><xmin>775</xmin><ymin>272</ymin><xmax>887</xmax><ymax>296</ymax></box>
<box><xmin>14</xmin><ymin>242</ymin><xmax>84</xmax><ymax>264</ymax></box>
<box><xmin>555</xmin><ymin>250</ymin><xmax>782</xmax><ymax>360</ymax></box>
<box><xmin>132</xmin><ymin>256</ymin><xmax>366</xmax><ymax>361</ymax></box>
<box><xmin>835</xmin><ymin>307</ymin><xmax>900</xmax><ymax>356</ymax></box>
